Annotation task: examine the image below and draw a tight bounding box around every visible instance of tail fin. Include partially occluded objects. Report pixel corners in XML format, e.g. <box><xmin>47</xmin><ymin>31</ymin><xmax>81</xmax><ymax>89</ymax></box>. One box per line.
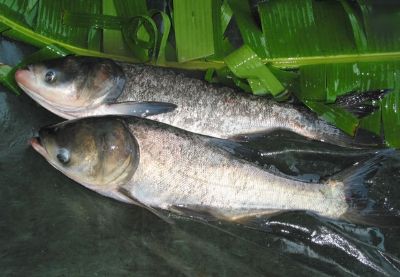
<box><xmin>323</xmin><ymin>128</ymin><xmax>384</xmax><ymax>149</ymax></box>
<box><xmin>332</xmin><ymin>149</ymin><xmax>400</xmax><ymax>227</ymax></box>
<box><xmin>335</xmin><ymin>89</ymin><xmax>392</xmax><ymax>118</ymax></box>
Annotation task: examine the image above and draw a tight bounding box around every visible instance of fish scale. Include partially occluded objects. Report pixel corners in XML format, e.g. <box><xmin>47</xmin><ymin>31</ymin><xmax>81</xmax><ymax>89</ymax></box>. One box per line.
<box><xmin>118</xmin><ymin>63</ymin><xmax>354</xmax><ymax>145</ymax></box>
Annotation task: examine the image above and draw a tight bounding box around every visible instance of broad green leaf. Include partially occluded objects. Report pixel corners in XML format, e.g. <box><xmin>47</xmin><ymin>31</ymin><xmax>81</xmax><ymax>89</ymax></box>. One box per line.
<box><xmin>381</xmin><ymin>61</ymin><xmax>400</xmax><ymax>148</ymax></box>
<box><xmin>101</xmin><ymin>0</ymin><xmax>148</xmax><ymax>55</ymax></box>
<box><xmin>224</xmin><ymin>45</ymin><xmax>284</xmax><ymax>96</ymax></box>
<box><xmin>113</xmin><ymin>0</ymin><xmax>147</xmax><ymax>17</ymax></box>
<box><xmin>122</xmin><ymin>15</ymin><xmax>158</xmax><ymax>62</ymax></box>
<box><xmin>359</xmin><ymin>110</ymin><xmax>381</xmax><ymax>136</ymax></box>
<box><xmin>35</xmin><ymin>0</ymin><xmax>102</xmax><ymax>49</ymax></box>
<box><xmin>173</xmin><ymin>0</ymin><xmax>222</xmax><ymax>62</ymax></box>
<box><xmin>20</xmin><ymin>44</ymin><xmax>70</xmax><ymax>63</ymax></box>
<box><xmin>303</xmin><ymin>100</ymin><xmax>359</xmax><ymax>135</ymax></box>
<box><xmin>357</xmin><ymin>0</ymin><xmax>400</xmax><ymax>53</ymax></box>
<box><xmin>339</xmin><ymin>0</ymin><xmax>368</xmax><ymax>52</ymax></box>
<box><xmin>0</xmin><ymin>0</ymin><xmax>38</xmax><ymax>27</ymax></box>
<box><xmin>0</xmin><ymin>21</ymin><xmax>9</xmax><ymax>32</ymax></box>
<box><xmin>63</xmin><ymin>12</ymin><xmax>123</xmax><ymax>30</ymax></box>
<box><xmin>113</xmin><ymin>0</ymin><xmax>151</xmax><ymax>61</ymax></box>
<box><xmin>0</xmin><ymin>0</ymin><xmax>399</xmax><ymax>147</ymax></box>
<box><xmin>298</xmin><ymin>62</ymin><xmax>399</xmax><ymax>102</ymax></box>
<box><xmin>149</xmin><ymin>10</ymin><xmax>171</xmax><ymax>65</ymax></box>
<box><xmin>205</xmin><ymin>67</ymin><xmax>251</xmax><ymax>92</ymax></box>
<box><xmin>258</xmin><ymin>0</ymin><xmax>358</xmax><ymax>59</ymax></box>
<box><xmin>102</xmin><ymin>0</ymin><xmax>131</xmax><ymax>56</ymax></box>
<box><xmin>382</xmin><ymin>90</ymin><xmax>400</xmax><ymax>148</ymax></box>
<box><xmin>0</xmin><ymin>64</ymin><xmax>20</xmax><ymax>95</ymax></box>
<box><xmin>228</xmin><ymin>0</ymin><xmax>268</xmax><ymax>58</ymax></box>
<box><xmin>297</xmin><ymin>61</ymin><xmax>399</xmax><ymax>144</ymax></box>
<box><xmin>220</xmin><ymin>0</ymin><xmax>232</xmax><ymax>33</ymax></box>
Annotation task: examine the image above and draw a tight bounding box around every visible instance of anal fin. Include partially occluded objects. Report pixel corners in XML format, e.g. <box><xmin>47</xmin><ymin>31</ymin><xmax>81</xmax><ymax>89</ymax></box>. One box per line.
<box><xmin>170</xmin><ymin>205</ymin><xmax>282</xmax><ymax>223</ymax></box>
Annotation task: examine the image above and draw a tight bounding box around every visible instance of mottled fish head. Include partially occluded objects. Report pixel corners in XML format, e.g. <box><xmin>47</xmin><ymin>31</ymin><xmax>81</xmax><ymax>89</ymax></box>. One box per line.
<box><xmin>15</xmin><ymin>56</ymin><xmax>126</xmax><ymax>117</ymax></box>
<box><xmin>30</xmin><ymin>117</ymin><xmax>138</xmax><ymax>191</ymax></box>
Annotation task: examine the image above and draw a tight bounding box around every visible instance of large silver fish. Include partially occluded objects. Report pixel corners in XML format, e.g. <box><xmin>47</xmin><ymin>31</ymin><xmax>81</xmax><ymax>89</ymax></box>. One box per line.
<box><xmin>30</xmin><ymin>116</ymin><xmax>391</xmax><ymax>224</ymax></box>
<box><xmin>16</xmin><ymin>56</ymin><xmax>381</xmax><ymax>147</ymax></box>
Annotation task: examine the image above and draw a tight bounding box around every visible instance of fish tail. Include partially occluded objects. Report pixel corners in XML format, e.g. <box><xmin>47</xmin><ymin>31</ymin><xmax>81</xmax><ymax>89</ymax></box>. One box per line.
<box><xmin>311</xmin><ymin>118</ymin><xmax>384</xmax><ymax>149</ymax></box>
<box><xmin>331</xmin><ymin>149</ymin><xmax>400</xmax><ymax>227</ymax></box>
<box><xmin>334</xmin><ymin>89</ymin><xmax>392</xmax><ymax>119</ymax></box>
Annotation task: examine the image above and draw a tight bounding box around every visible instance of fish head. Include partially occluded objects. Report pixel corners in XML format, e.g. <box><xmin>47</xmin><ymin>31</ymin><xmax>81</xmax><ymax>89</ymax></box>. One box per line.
<box><xmin>30</xmin><ymin>117</ymin><xmax>138</xmax><ymax>190</ymax></box>
<box><xmin>15</xmin><ymin>56</ymin><xmax>126</xmax><ymax>116</ymax></box>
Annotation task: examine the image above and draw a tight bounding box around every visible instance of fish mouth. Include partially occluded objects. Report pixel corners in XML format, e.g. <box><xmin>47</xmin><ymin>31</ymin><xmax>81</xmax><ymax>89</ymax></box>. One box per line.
<box><xmin>15</xmin><ymin>68</ymin><xmax>33</xmax><ymax>89</ymax></box>
<box><xmin>15</xmin><ymin>69</ymin><xmax>46</xmax><ymax>103</ymax></box>
<box><xmin>30</xmin><ymin>136</ymin><xmax>48</xmax><ymax>158</ymax></box>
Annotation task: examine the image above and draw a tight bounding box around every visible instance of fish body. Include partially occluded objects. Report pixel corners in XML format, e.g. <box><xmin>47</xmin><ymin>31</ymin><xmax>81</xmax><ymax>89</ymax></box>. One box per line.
<box><xmin>118</xmin><ymin>64</ymin><xmax>345</xmax><ymax>143</ymax></box>
<box><xmin>16</xmin><ymin>57</ymin><xmax>380</xmax><ymax>147</ymax></box>
<box><xmin>123</xmin><ymin>117</ymin><xmax>349</xmax><ymax>220</ymax></box>
<box><xmin>31</xmin><ymin>117</ymin><xmax>350</xmax><ymax>221</ymax></box>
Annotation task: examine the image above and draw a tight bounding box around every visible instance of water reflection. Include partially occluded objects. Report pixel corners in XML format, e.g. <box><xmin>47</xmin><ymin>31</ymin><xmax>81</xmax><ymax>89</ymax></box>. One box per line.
<box><xmin>0</xmin><ymin>35</ymin><xmax>399</xmax><ymax>276</ymax></box>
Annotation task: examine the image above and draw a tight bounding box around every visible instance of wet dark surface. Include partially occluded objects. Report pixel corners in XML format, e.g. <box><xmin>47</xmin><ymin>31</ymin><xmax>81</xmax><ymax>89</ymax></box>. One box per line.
<box><xmin>1</xmin><ymin>36</ymin><xmax>400</xmax><ymax>276</ymax></box>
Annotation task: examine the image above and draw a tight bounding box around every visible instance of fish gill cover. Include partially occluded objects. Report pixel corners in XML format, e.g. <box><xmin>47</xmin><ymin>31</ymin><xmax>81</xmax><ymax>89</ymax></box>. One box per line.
<box><xmin>0</xmin><ymin>0</ymin><xmax>399</xmax><ymax>147</ymax></box>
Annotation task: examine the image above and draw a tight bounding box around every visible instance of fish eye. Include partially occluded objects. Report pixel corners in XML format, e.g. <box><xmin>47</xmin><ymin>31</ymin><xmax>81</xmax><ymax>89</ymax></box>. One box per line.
<box><xmin>45</xmin><ymin>70</ymin><xmax>56</xmax><ymax>83</ymax></box>
<box><xmin>56</xmin><ymin>148</ymin><xmax>70</xmax><ymax>164</ymax></box>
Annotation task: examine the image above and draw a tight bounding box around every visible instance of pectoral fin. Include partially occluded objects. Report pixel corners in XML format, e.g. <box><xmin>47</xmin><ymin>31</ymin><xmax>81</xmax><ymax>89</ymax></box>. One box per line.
<box><xmin>117</xmin><ymin>187</ymin><xmax>175</xmax><ymax>224</ymax></box>
<box><xmin>100</xmin><ymin>101</ymin><xmax>177</xmax><ymax>117</ymax></box>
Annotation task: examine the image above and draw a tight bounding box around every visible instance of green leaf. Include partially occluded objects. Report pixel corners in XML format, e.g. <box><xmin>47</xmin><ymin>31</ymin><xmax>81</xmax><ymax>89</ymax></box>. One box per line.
<box><xmin>149</xmin><ymin>10</ymin><xmax>171</xmax><ymax>65</ymax></box>
<box><xmin>220</xmin><ymin>0</ymin><xmax>232</xmax><ymax>33</ymax></box>
<box><xmin>113</xmin><ymin>0</ymin><xmax>152</xmax><ymax>61</ymax></box>
<box><xmin>0</xmin><ymin>21</ymin><xmax>9</xmax><ymax>32</ymax></box>
<box><xmin>256</xmin><ymin>0</ymin><xmax>399</xmax><ymax>68</ymax></box>
<box><xmin>303</xmin><ymin>100</ymin><xmax>359</xmax><ymax>135</ymax></box>
<box><xmin>102</xmin><ymin>0</ymin><xmax>132</xmax><ymax>56</ymax></box>
<box><xmin>0</xmin><ymin>64</ymin><xmax>20</xmax><ymax>95</ymax></box>
<box><xmin>382</xmin><ymin>89</ymin><xmax>400</xmax><ymax>148</ymax></box>
<box><xmin>224</xmin><ymin>45</ymin><xmax>284</xmax><ymax>96</ymax></box>
<box><xmin>63</xmin><ymin>12</ymin><xmax>123</xmax><ymax>30</ymax></box>
<box><xmin>0</xmin><ymin>0</ymin><xmax>399</xmax><ymax>147</ymax></box>
<box><xmin>173</xmin><ymin>0</ymin><xmax>222</xmax><ymax>62</ymax></box>
<box><xmin>122</xmin><ymin>15</ymin><xmax>158</xmax><ymax>62</ymax></box>
<box><xmin>357</xmin><ymin>0</ymin><xmax>400</xmax><ymax>53</ymax></box>
<box><xmin>297</xmin><ymin>62</ymin><xmax>399</xmax><ymax>101</ymax></box>
<box><xmin>228</xmin><ymin>0</ymin><xmax>268</xmax><ymax>58</ymax></box>
<box><xmin>297</xmin><ymin>61</ymin><xmax>399</xmax><ymax>144</ymax></box>
<box><xmin>258</xmin><ymin>0</ymin><xmax>359</xmax><ymax>59</ymax></box>
<box><xmin>359</xmin><ymin>110</ymin><xmax>381</xmax><ymax>136</ymax></box>
<box><xmin>339</xmin><ymin>0</ymin><xmax>368</xmax><ymax>52</ymax></box>
<box><xmin>0</xmin><ymin>0</ymin><xmax>38</xmax><ymax>27</ymax></box>
<box><xmin>35</xmin><ymin>0</ymin><xmax>102</xmax><ymax>49</ymax></box>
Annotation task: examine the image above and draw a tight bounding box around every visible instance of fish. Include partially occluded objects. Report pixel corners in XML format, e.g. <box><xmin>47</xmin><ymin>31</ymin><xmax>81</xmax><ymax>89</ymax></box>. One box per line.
<box><xmin>16</xmin><ymin>56</ymin><xmax>383</xmax><ymax>148</ymax></box>
<box><xmin>29</xmin><ymin>116</ymin><xmax>396</xmax><ymax>225</ymax></box>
